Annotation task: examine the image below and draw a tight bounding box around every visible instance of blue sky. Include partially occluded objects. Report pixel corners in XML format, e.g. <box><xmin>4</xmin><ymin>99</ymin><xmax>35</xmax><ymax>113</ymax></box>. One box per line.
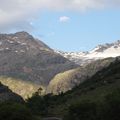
<box><xmin>31</xmin><ymin>9</ymin><xmax>120</xmax><ymax>51</ymax></box>
<box><xmin>1</xmin><ymin>0</ymin><xmax>120</xmax><ymax>51</ymax></box>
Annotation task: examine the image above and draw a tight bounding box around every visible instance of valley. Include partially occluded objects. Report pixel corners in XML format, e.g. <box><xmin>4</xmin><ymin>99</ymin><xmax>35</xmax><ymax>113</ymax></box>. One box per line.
<box><xmin>1</xmin><ymin>1</ymin><xmax>120</xmax><ymax>120</ymax></box>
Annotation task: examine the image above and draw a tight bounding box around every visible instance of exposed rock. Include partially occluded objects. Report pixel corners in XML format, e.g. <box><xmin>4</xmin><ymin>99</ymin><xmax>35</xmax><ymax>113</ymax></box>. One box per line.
<box><xmin>0</xmin><ymin>31</ymin><xmax>77</xmax><ymax>98</ymax></box>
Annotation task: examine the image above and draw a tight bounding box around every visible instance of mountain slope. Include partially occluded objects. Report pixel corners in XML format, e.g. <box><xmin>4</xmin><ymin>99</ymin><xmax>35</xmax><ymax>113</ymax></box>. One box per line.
<box><xmin>47</xmin><ymin>57</ymin><xmax>115</xmax><ymax>94</ymax></box>
<box><xmin>0</xmin><ymin>82</ymin><xmax>23</xmax><ymax>102</ymax></box>
<box><xmin>0</xmin><ymin>31</ymin><xmax>77</xmax><ymax>98</ymax></box>
<box><xmin>44</xmin><ymin>56</ymin><xmax>120</xmax><ymax>117</ymax></box>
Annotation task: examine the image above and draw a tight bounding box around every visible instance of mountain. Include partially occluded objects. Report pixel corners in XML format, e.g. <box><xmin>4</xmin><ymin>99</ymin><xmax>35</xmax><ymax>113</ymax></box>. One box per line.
<box><xmin>47</xmin><ymin>40</ymin><xmax>120</xmax><ymax>94</ymax></box>
<box><xmin>27</xmin><ymin>56</ymin><xmax>120</xmax><ymax>118</ymax></box>
<box><xmin>55</xmin><ymin>40</ymin><xmax>120</xmax><ymax>65</ymax></box>
<box><xmin>1</xmin><ymin>31</ymin><xmax>120</xmax><ymax>99</ymax></box>
<box><xmin>0</xmin><ymin>82</ymin><xmax>23</xmax><ymax>102</ymax></box>
<box><xmin>41</xmin><ymin>56</ymin><xmax>120</xmax><ymax>117</ymax></box>
<box><xmin>47</xmin><ymin>57</ymin><xmax>115</xmax><ymax>94</ymax></box>
<box><xmin>0</xmin><ymin>31</ymin><xmax>77</xmax><ymax>98</ymax></box>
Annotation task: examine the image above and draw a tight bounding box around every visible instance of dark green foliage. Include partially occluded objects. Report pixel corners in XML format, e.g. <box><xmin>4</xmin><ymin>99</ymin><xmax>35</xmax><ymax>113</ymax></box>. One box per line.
<box><xmin>27</xmin><ymin>89</ymin><xmax>120</xmax><ymax>120</ymax></box>
<box><xmin>26</xmin><ymin>57</ymin><xmax>120</xmax><ymax>117</ymax></box>
<box><xmin>26</xmin><ymin>92</ymin><xmax>54</xmax><ymax>115</ymax></box>
<box><xmin>26</xmin><ymin>57</ymin><xmax>120</xmax><ymax>118</ymax></box>
<box><xmin>101</xmin><ymin>89</ymin><xmax>120</xmax><ymax>120</ymax></box>
<box><xmin>0</xmin><ymin>102</ymin><xmax>36</xmax><ymax>120</ymax></box>
<box><xmin>64</xmin><ymin>89</ymin><xmax>120</xmax><ymax>120</ymax></box>
<box><xmin>26</xmin><ymin>92</ymin><xmax>67</xmax><ymax>116</ymax></box>
<box><xmin>64</xmin><ymin>101</ymin><xmax>97</xmax><ymax>120</ymax></box>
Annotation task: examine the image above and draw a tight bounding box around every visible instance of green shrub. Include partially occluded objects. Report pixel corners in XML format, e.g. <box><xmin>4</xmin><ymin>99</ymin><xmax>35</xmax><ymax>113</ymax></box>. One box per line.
<box><xmin>64</xmin><ymin>89</ymin><xmax>120</xmax><ymax>120</ymax></box>
<box><xmin>26</xmin><ymin>93</ymin><xmax>48</xmax><ymax>116</ymax></box>
<box><xmin>64</xmin><ymin>101</ymin><xmax>97</xmax><ymax>120</ymax></box>
<box><xmin>0</xmin><ymin>102</ymin><xmax>35</xmax><ymax>120</ymax></box>
<box><xmin>100</xmin><ymin>89</ymin><xmax>120</xmax><ymax>120</ymax></box>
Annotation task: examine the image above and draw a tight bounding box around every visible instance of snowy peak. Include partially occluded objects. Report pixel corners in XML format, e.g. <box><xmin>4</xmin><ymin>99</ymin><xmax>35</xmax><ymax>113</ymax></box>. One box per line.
<box><xmin>55</xmin><ymin>40</ymin><xmax>120</xmax><ymax>65</ymax></box>
<box><xmin>55</xmin><ymin>50</ymin><xmax>87</xmax><ymax>57</ymax></box>
<box><xmin>90</xmin><ymin>40</ymin><xmax>120</xmax><ymax>53</ymax></box>
<box><xmin>88</xmin><ymin>40</ymin><xmax>120</xmax><ymax>58</ymax></box>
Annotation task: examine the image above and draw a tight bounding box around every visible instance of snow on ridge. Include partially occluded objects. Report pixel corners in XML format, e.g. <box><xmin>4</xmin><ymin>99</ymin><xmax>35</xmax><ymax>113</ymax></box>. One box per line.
<box><xmin>55</xmin><ymin>40</ymin><xmax>120</xmax><ymax>65</ymax></box>
<box><xmin>87</xmin><ymin>44</ymin><xmax>120</xmax><ymax>58</ymax></box>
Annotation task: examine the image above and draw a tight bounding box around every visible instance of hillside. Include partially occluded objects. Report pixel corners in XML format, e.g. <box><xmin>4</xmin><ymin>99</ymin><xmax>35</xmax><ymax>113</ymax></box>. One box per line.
<box><xmin>36</xmin><ymin>56</ymin><xmax>120</xmax><ymax>117</ymax></box>
<box><xmin>0</xmin><ymin>31</ymin><xmax>77</xmax><ymax>98</ymax></box>
<box><xmin>47</xmin><ymin>57</ymin><xmax>115</xmax><ymax>94</ymax></box>
<box><xmin>0</xmin><ymin>82</ymin><xmax>23</xmax><ymax>102</ymax></box>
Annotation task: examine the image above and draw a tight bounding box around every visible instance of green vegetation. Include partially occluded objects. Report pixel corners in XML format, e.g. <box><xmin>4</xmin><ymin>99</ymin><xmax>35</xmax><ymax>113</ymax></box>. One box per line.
<box><xmin>2</xmin><ymin>88</ymin><xmax>120</xmax><ymax>120</ymax></box>
<box><xmin>0</xmin><ymin>102</ymin><xmax>41</xmax><ymax>120</ymax></box>
<box><xmin>25</xmin><ymin>57</ymin><xmax>120</xmax><ymax>119</ymax></box>
<box><xmin>1</xmin><ymin>55</ymin><xmax>120</xmax><ymax>119</ymax></box>
<box><xmin>64</xmin><ymin>89</ymin><xmax>120</xmax><ymax>120</ymax></box>
<box><xmin>25</xmin><ymin>88</ymin><xmax>120</xmax><ymax>120</ymax></box>
<box><xmin>64</xmin><ymin>100</ymin><xmax>97</xmax><ymax>120</ymax></box>
<box><xmin>26</xmin><ymin>92</ymin><xmax>65</xmax><ymax>116</ymax></box>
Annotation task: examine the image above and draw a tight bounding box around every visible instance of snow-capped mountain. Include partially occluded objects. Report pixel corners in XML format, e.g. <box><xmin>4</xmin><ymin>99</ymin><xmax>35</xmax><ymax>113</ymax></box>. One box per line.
<box><xmin>55</xmin><ymin>40</ymin><xmax>120</xmax><ymax>65</ymax></box>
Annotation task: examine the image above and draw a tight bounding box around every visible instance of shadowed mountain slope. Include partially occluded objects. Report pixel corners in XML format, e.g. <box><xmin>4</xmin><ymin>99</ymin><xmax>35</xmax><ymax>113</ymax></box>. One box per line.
<box><xmin>0</xmin><ymin>82</ymin><xmax>23</xmax><ymax>102</ymax></box>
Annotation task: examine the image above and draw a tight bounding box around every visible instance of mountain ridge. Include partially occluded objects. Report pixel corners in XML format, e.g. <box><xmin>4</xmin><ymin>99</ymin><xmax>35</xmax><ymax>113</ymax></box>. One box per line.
<box><xmin>0</xmin><ymin>31</ymin><xmax>77</xmax><ymax>98</ymax></box>
<box><xmin>55</xmin><ymin>40</ymin><xmax>120</xmax><ymax>65</ymax></box>
<box><xmin>0</xmin><ymin>31</ymin><xmax>120</xmax><ymax>99</ymax></box>
<box><xmin>47</xmin><ymin>57</ymin><xmax>115</xmax><ymax>94</ymax></box>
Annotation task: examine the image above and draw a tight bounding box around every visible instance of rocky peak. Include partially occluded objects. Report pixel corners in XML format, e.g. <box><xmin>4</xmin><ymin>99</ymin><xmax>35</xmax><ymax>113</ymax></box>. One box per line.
<box><xmin>0</xmin><ymin>31</ymin><xmax>52</xmax><ymax>55</ymax></box>
<box><xmin>14</xmin><ymin>31</ymin><xmax>31</xmax><ymax>36</ymax></box>
<box><xmin>14</xmin><ymin>31</ymin><xmax>34</xmax><ymax>40</ymax></box>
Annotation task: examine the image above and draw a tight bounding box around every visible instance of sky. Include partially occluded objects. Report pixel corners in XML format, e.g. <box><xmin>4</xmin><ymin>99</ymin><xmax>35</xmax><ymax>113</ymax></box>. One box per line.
<box><xmin>0</xmin><ymin>0</ymin><xmax>120</xmax><ymax>51</ymax></box>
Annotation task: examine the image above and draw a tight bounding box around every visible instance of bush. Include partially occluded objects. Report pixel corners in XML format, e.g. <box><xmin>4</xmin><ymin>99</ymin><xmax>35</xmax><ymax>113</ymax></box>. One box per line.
<box><xmin>64</xmin><ymin>89</ymin><xmax>120</xmax><ymax>120</ymax></box>
<box><xmin>64</xmin><ymin>101</ymin><xmax>97</xmax><ymax>120</ymax></box>
<box><xmin>100</xmin><ymin>89</ymin><xmax>120</xmax><ymax>120</ymax></box>
<box><xmin>0</xmin><ymin>102</ymin><xmax>35</xmax><ymax>120</ymax></box>
<box><xmin>26</xmin><ymin>93</ymin><xmax>48</xmax><ymax>116</ymax></box>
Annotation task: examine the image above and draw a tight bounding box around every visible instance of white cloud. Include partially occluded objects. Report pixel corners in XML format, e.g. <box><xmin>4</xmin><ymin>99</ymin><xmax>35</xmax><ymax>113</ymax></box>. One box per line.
<box><xmin>0</xmin><ymin>0</ymin><xmax>120</xmax><ymax>32</ymax></box>
<box><xmin>59</xmin><ymin>16</ymin><xmax>70</xmax><ymax>23</ymax></box>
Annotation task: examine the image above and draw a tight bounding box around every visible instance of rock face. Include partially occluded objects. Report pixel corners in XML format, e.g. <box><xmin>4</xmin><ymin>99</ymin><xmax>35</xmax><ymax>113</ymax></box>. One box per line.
<box><xmin>0</xmin><ymin>82</ymin><xmax>23</xmax><ymax>102</ymax></box>
<box><xmin>0</xmin><ymin>31</ymin><xmax>77</xmax><ymax>98</ymax></box>
<box><xmin>47</xmin><ymin>57</ymin><xmax>116</xmax><ymax>94</ymax></box>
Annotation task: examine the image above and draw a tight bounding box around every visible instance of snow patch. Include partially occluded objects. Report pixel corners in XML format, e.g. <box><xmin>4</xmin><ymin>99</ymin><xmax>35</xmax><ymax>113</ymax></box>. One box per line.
<box><xmin>55</xmin><ymin>40</ymin><xmax>120</xmax><ymax>65</ymax></box>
